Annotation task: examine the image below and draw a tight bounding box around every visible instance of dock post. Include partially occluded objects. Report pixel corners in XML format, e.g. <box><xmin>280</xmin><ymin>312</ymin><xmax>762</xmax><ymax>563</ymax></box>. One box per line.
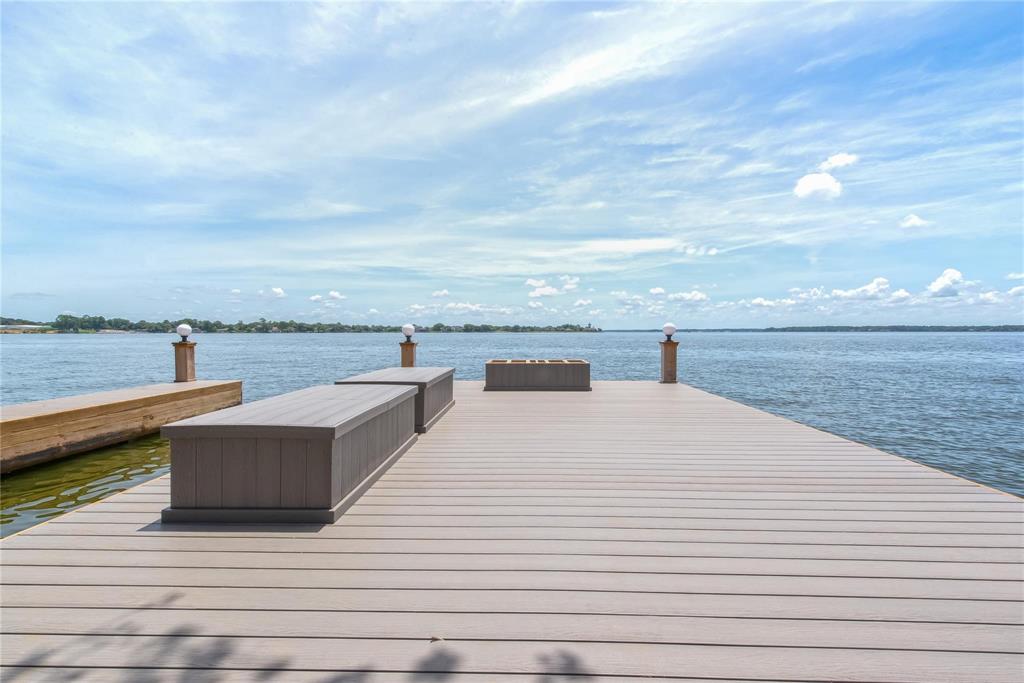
<box><xmin>659</xmin><ymin>322</ymin><xmax>678</xmax><ymax>384</ymax></box>
<box><xmin>400</xmin><ymin>323</ymin><xmax>417</xmax><ymax>368</ymax></box>
<box><xmin>173</xmin><ymin>324</ymin><xmax>196</xmax><ymax>382</ymax></box>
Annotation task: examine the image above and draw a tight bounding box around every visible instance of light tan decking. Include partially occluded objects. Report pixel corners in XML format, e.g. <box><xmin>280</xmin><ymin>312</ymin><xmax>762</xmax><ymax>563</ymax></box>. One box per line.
<box><xmin>0</xmin><ymin>380</ymin><xmax>243</xmax><ymax>472</ymax></box>
<box><xmin>2</xmin><ymin>380</ymin><xmax>1022</xmax><ymax>681</ymax></box>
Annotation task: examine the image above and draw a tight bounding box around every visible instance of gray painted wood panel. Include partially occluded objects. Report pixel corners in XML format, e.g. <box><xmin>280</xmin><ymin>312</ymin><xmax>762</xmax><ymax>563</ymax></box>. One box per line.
<box><xmin>168</xmin><ymin>437</ymin><xmax>196</xmax><ymax>508</ymax></box>
<box><xmin>279</xmin><ymin>438</ymin><xmax>307</xmax><ymax>508</ymax></box>
<box><xmin>3</xmin><ymin>380</ymin><xmax>1022</xmax><ymax>681</ymax></box>
<box><xmin>163</xmin><ymin>385</ymin><xmax>417</xmax><ymax>521</ymax></box>
<box><xmin>220</xmin><ymin>437</ymin><xmax>257</xmax><ymax>507</ymax></box>
<box><xmin>254</xmin><ymin>438</ymin><xmax>281</xmax><ymax>508</ymax></box>
<box><xmin>194</xmin><ymin>437</ymin><xmax>222</xmax><ymax>507</ymax></box>
<box><xmin>485</xmin><ymin>360</ymin><xmax>591</xmax><ymax>390</ymax></box>
<box><xmin>305</xmin><ymin>438</ymin><xmax>332</xmax><ymax>508</ymax></box>
<box><xmin>337</xmin><ymin>367</ymin><xmax>454</xmax><ymax>432</ymax></box>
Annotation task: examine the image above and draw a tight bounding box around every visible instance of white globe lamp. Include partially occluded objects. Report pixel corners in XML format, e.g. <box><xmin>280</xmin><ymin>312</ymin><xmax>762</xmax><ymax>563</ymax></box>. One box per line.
<box><xmin>176</xmin><ymin>323</ymin><xmax>193</xmax><ymax>342</ymax></box>
<box><xmin>401</xmin><ymin>323</ymin><xmax>415</xmax><ymax>341</ymax></box>
<box><xmin>662</xmin><ymin>322</ymin><xmax>677</xmax><ymax>341</ymax></box>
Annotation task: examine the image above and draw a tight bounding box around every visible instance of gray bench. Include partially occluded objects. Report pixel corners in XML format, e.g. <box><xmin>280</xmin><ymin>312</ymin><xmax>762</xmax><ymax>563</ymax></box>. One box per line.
<box><xmin>336</xmin><ymin>367</ymin><xmax>455</xmax><ymax>433</ymax></box>
<box><xmin>160</xmin><ymin>384</ymin><xmax>417</xmax><ymax>523</ymax></box>
<box><xmin>485</xmin><ymin>359</ymin><xmax>591</xmax><ymax>391</ymax></box>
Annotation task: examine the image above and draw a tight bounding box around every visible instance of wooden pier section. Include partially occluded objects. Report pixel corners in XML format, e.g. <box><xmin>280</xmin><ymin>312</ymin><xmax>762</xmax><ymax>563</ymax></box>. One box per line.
<box><xmin>2</xmin><ymin>381</ymin><xmax>1021</xmax><ymax>681</ymax></box>
<box><xmin>0</xmin><ymin>380</ymin><xmax>242</xmax><ymax>473</ymax></box>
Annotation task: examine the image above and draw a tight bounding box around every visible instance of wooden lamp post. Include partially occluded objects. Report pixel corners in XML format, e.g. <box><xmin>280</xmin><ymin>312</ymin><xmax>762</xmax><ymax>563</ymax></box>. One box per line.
<box><xmin>400</xmin><ymin>323</ymin><xmax>417</xmax><ymax>368</ymax></box>
<box><xmin>173</xmin><ymin>324</ymin><xmax>196</xmax><ymax>383</ymax></box>
<box><xmin>659</xmin><ymin>322</ymin><xmax>678</xmax><ymax>384</ymax></box>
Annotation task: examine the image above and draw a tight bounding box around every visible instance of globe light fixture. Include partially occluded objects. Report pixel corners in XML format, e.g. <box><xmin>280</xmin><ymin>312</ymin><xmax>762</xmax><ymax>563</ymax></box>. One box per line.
<box><xmin>401</xmin><ymin>323</ymin><xmax>415</xmax><ymax>342</ymax></box>
<box><xmin>176</xmin><ymin>323</ymin><xmax>193</xmax><ymax>342</ymax></box>
<box><xmin>662</xmin><ymin>322</ymin><xmax>677</xmax><ymax>341</ymax></box>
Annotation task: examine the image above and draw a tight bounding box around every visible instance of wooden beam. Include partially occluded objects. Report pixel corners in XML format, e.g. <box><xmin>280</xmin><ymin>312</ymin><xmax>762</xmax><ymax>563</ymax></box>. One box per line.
<box><xmin>0</xmin><ymin>380</ymin><xmax>242</xmax><ymax>472</ymax></box>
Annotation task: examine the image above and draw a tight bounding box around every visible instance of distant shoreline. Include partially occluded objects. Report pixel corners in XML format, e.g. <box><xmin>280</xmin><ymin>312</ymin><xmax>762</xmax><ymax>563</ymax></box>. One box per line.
<box><xmin>1</xmin><ymin>316</ymin><xmax>1021</xmax><ymax>335</ymax></box>
<box><xmin>611</xmin><ymin>325</ymin><xmax>1023</xmax><ymax>333</ymax></box>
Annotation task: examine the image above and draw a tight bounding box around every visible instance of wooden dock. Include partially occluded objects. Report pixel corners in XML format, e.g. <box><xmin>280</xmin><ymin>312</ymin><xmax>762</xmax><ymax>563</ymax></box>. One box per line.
<box><xmin>2</xmin><ymin>381</ymin><xmax>1021</xmax><ymax>681</ymax></box>
<box><xmin>0</xmin><ymin>380</ymin><xmax>242</xmax><ymax>473</ymax></box>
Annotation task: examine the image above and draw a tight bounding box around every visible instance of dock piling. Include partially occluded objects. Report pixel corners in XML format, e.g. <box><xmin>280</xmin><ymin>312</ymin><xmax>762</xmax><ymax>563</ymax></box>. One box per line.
<box><xmin>400</xmin><ymin>323</ymin><xmax>417</xmax><ymax>367</ymax></box>
<box><xmin>660</xmin><ymin>322</ymin><xmax>678</xmax><ymax>384</ymax></box>
<box><xmin>173</xmin><ymin>324</ymin><xmax>196</xmax><ymax>383</ymax></box>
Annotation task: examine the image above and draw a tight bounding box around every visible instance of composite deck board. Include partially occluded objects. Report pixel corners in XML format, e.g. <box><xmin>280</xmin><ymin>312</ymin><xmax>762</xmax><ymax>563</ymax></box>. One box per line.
<box><xmin>2</xmin><ymin>380</ymin><xmax>1021</xmax><ymax>682</ymax></box>
<box><xmin>6</xmin><ymin>585</ymin><xmax>1022</xmax><ymax>624</ymax></box>
<box><xmin>19</xmin><ymin>526</ymin><xmax>1024</xmax><ymax>552</ymax></box>
<box><xmin>6</xmin><ymin>535</ymin><xmax>1022</xmax><ymax>562</ymax></box>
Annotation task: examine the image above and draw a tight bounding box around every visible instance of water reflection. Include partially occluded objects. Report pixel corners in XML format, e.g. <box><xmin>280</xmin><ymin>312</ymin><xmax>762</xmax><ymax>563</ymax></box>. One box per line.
<box><xmin>0</xmin><ymin>434</ymin><xmax>169</xmax><ymax>537</ymax></box>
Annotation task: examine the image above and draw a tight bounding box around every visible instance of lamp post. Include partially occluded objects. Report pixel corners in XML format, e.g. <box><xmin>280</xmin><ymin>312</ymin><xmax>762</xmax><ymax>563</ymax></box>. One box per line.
<box><xmin>400</xmin><ymin>323</ymin><xmax>417</xmax><ymax>367</ymax></box>
<box><xmin>173</xmin><ymin>323</ymin><xmax>196</xmax><ymax>383</ymax></box>
<box><xmin>659</xmin><ymin>322</ymin><xmax>678</xmax><ymax>384</ymax></box>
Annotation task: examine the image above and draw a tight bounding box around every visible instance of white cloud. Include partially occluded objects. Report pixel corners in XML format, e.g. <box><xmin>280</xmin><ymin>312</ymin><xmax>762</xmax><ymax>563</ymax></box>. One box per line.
<box><xmin>667</xmin><ymin>290</ymin><xmax>708</xmax><ymax>302</ymax></box>
<box><xmin>309</xmin><ymin>294</ymin><xmax>323</xmax><ymax>302</ymax></box>
<box><xmin>649</xmin><ymin>287</ymin><xmax>666</xmax><ymax>295</ymax></box>
<box><xmin>259</xmin><ymin>199</ymin><xmax>372</xmax><ymax>221</ymax></box>
<box><xmin>1008</xmin><ymin>285</ymin><xmax>1024</xmax><ymax>297</ymax></box>
<box><xmin>431</xmin><ymin>289</ymin><xmax>450</xmax><ymax>298</ymax></box>
<box><xmin>444</xmin><ymin>301</ymin><xmax>513</xmax><ymax>315</ymax></box>
<box><xmin>978</xmin><ymin>291</ymin><xmax>1000</xmax><ymax>304</ymax></box>
<box><xmin>408</xmin><ymin>304</ymin><xmax>428</xmax><ymax>313</ymax></box>
<box><xmin>573</xmin><ymin>298</ymin><xmax>592</xmax><ymax>307</ymax></box>
<box><xmin>271</xmin><ymin>287</ymin><xmax>286</xmax><ymax>298</ymax></box>
<box><xmin>832</xmin><ymin>277</ymin><xmax>891</xmax><ymax>300</ymax></box>
<box><xmin>525</xmin><ymin>275</ymin><xmax>581</xmax><ymax>298</ymax></box>
<box><xmin>528</xmin><ymin>300</ymin><xmax>544</xmax><ymax>309</ymax></box>
<box><xmin>529</xmin><ymin>285</ymin><xmax>561</xmax><ymax>298</ymax></box>
<box><xmin>328</xmin><ymin>291</ymin><xmax>346</xmax><ymax>300</ymax></box>
<box><xmin>900</xmin><ymin>214</ymin><xmax>931</xmax><ymax>229</ymax></box>
<box><xmin>818</xmin><ymin>153</ymin><xmax>858</xmax><ymax>171</ymax></box>
<box><xmin>793</xmin><ymin>172</ymin><xmax>842</xmax><ymax>199</ymax></box>
<box><xmin>367</xmin><ymin>308</ymin><xmax>380</xmax><ymax>314</ymax></box>
<box><xmin>570</xmin><ymin>238</ymin><xmax>680</xmax><ymax>256</ymax></box>
<box><xmin>1007</xmin><ymin>273</ymin><xmax>1024</xmax><ymax>280</ymax></box>
<box><xmin>926</xmin><ymin>268</ymin><xmax>966</xmax><ymax>298</ymax></box>
<box><xmin>890</xmin><ymin>289</ymin><xmax>912</xmax><ymax>302</ymax></box>
<box><xmin>230</xmin><ymin>288</ymin><xmax>241</xmax><ymax>295</ymax></box>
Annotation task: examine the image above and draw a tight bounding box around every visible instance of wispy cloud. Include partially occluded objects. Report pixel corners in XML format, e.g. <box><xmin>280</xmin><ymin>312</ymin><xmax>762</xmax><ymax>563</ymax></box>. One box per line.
<box><xmin>793</xmin><ymin>172</ymin><xmax>842</xmax><ymax>199</ymax></box>
<box><xmin>900</xmin><ymin>214</ymin><xmax>931</xmax><ymax>229</ymax></box>
<box><xmin>2</xmin><ymin>2</ymin><xmax>1020</xmax><ymax>326</ymax></box>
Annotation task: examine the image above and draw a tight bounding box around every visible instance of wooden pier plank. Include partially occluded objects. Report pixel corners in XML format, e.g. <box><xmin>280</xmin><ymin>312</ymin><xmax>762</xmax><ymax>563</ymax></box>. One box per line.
<box><xmin>1</xmin><ymin>634</ymin><xmax>1019</xmax><ymax>682</ymax></box>
<box><xmin>2</xmin><ymin>380</ymin><xmax>1021</xmax><ymax>682</ymax></box>
<box><xmin>0</xmin><ymin>380</ymin><xmax>242</xmax><ymax>472</ymax></box>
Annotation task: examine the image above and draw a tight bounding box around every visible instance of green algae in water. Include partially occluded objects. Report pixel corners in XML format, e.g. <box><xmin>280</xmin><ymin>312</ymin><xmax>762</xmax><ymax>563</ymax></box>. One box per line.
<box><xmin>0</xmin><ymin>434</ymin><xmax>170</xmax><ymax>537</ymax></box>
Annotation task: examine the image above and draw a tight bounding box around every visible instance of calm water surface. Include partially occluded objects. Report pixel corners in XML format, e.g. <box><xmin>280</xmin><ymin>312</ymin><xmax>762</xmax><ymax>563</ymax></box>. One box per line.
<box><xmin>2</xmin><ymin>331</ymin><xmax>1021</xmax><ymax>535</ymax></box>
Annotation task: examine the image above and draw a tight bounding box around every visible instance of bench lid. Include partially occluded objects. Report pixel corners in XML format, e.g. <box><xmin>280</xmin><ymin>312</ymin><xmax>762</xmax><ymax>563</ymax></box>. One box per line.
<box><xmin>161</xmin><ymin>384</ymin><xmax>416</xmax><ymax>440</ymax></box>
<box><xmin>336</xmin><ymin>366</ymin><xmax>454</xmax><ymax>388</ymax></box>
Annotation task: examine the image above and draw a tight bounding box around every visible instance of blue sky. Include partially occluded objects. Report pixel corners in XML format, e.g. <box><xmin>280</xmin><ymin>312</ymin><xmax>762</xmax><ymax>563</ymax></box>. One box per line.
<box><xmin>2</xmin><ymin>1</ymin><xmax>1022</xmax><ymax>328</ymax></box>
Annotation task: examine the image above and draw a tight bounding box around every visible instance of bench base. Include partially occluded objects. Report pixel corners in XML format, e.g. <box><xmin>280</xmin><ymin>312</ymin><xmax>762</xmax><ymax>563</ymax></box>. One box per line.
<box><xmin>160</xmin><ymin>433</ymin><xmax>417</xmax><ymax>524</ymax></box>
<box><xmin>419</xmin><ymin>398</ymin><xmax>455</xmax><ymax>433</ymax></box>
<box><xmin>484</xmin><ymin>386</ymin><xmax>592</xmax><ymax>392</ymax></box>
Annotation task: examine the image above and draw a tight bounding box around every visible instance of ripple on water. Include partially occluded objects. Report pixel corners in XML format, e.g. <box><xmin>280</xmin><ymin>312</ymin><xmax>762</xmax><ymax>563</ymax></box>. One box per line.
<box><xmin>1</xmin><ymin>434</ymin><xmax>169</xmax><ymax>537</ymax></box>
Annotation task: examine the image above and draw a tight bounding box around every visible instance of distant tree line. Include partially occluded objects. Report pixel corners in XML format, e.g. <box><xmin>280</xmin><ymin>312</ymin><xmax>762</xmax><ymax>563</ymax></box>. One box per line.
<box><xmin>1</xmin><ymin>315</ymin><xmax>600</xmax><ymax>334</ymax></box>
<box><xmin>761</xmin><ymin>325</ymin><xmax>1024</xmax><ymax>332</ymax></box>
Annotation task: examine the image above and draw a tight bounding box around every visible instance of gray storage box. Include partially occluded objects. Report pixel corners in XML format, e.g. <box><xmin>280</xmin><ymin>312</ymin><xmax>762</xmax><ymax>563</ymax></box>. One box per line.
<box><xmin>485</xmin><ymin>359</ymin><xmax>591</xmax><ymax>391</ymax></box>
<box><xmin>160</xmin><ymin>384</ymin><xmax>417</xmax><ymax>523</ymax></box>
<box><xmin>336</xmin><ymin>367</ymin><xmax>455</xmax><ymax>433</ymax></box>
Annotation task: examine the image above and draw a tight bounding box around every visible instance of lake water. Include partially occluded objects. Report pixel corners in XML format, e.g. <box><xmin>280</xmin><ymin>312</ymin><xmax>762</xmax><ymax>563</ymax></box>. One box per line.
<box><xmin>1</xmin><ymin>331</ymin><xmax>1021</xmax><ymax>535</ymax></box>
